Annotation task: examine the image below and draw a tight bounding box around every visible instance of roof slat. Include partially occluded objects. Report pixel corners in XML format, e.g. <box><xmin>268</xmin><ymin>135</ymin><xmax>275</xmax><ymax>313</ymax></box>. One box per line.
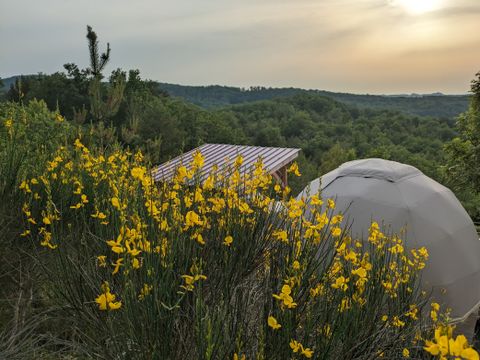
<box><xmin>152</xmin><ymin>143</ymin><xmax>301</xmax><ymax>182</ymax></box>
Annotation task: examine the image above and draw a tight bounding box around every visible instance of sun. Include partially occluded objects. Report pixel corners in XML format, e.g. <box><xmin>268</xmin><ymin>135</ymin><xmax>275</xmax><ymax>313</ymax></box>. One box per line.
<box><xmin>393</xmin><ymin>0</ymin><xmax>444</xmax><ymax>15</ymax></box>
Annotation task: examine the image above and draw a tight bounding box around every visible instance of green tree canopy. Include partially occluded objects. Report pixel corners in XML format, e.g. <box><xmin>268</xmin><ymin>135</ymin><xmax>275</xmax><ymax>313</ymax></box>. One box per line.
<box><xmin>443</xmin><ymin>71</ymin><xmax>480</xmax><ymax>220</ymax></box>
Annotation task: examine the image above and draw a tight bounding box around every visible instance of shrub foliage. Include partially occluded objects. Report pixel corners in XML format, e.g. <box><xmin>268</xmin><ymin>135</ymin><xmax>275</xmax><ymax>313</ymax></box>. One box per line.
<box><xmin>1</xmin><ymin>101</ymin><xmax>478</xmax><ymax>359</ymax></box>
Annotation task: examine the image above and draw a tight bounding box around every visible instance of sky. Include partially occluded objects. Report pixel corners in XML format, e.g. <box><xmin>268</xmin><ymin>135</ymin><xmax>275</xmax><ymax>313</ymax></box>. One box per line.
<box><xmin>1</xmin><ymin>0</ymin><xmax>480</xmax><ymax>94</ymax></box>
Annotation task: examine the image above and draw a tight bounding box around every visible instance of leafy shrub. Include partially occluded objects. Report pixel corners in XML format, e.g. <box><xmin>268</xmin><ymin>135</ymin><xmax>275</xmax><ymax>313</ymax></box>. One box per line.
<box><xmin>0</xmin><ymin>101</ymin><xmax>75</xmax><ymax>358</ymax></box>
<box><xmin>19</xmin><ymin>135</ymin><xmax>472</xmax><ymax>359</ymax></box>
<box><xmin>2</xmin><ymin>102</ymin><xmax>478</xmax><ymax>359</ymax></box>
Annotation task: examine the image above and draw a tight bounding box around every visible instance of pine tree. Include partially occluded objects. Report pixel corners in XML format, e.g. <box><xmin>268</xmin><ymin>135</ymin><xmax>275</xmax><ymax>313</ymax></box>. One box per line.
<box><xmin>85</xmin><ymin>25</ymin><xmax>110</xmax><ymax>79</ymax></box>
<box><xmin>83</xmin><ymin>25</ymin><xmax>125</xmax><ymax>122</ymax></box>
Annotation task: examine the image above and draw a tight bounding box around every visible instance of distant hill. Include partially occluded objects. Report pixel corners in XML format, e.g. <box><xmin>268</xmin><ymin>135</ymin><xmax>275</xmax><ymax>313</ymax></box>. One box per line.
<box><xmin>157</xmin><ymin>83</ymin><xmax>470</xmax><ymax>119</ymax></box>
<box><xmin>1</xmin><ymin>75</ymin><xmax>470</xmax><ymax>119</ymax></box>
<box><xmin>0</xmin><ymin>75</ymin><xmax>22</xmax><ymax>91</ymax></box>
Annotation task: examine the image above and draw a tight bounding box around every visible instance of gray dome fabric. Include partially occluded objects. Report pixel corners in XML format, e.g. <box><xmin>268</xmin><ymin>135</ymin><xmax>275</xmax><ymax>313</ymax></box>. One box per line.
<box><xmin>298</xmin><ymin>158</ymin><xmax>480</xmax><ymax>322</ymax></box>
<box><xmin>321</xmin><ymin>158</ymin><xmax>422</xmax><ymax>186</ymax></box>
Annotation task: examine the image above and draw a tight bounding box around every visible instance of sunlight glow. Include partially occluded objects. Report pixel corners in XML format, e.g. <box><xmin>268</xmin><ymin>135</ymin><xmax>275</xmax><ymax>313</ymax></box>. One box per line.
<box><xmin>393</xmin><ymin>0</ymin><xmax>445</xmax><ymax>15</ymax></box>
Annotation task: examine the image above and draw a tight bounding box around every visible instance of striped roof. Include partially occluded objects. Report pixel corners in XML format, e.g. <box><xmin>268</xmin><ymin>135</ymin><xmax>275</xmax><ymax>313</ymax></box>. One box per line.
<box><xmin>152</xmin><ymin>143</ymin><xmax>300</xmax><ymax>182</ymax></box>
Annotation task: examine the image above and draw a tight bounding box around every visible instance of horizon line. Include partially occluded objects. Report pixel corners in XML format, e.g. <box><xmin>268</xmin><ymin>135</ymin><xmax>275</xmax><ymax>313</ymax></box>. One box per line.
<box><xmin>0</xmin><ymin>73</ymin><xmax>471</xmax><ymax>97</ymax></box>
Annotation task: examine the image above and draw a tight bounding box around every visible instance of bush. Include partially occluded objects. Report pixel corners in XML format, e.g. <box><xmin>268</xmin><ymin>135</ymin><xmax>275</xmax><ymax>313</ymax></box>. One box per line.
<box><xmin>19</xmin><ymin>136</ymin><xmax>460</xmax><ymax>359</ymax></box>
<box><xmin>2</xmin><ymin>102</ymin><xmax>478</xmax><ymax>359</ymax></box>
<box><xmin>0</xmin><ymin>101</ymin><xmax>75</xmax><ymax>358</ymax></box>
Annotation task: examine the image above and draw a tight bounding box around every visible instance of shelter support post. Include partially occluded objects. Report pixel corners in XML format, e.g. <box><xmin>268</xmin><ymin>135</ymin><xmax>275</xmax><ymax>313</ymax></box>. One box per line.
<box><xmin>273</xmin><ymin>166</ymin><xmax>288</xmax><ymax>188</ymax></box>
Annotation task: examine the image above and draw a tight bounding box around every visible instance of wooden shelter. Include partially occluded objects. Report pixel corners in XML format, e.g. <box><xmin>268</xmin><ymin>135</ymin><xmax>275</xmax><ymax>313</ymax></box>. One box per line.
<box><xmin>152</xmin><ymin>143</ymin><xmax>300</xmax><ymax>188</ymax></box>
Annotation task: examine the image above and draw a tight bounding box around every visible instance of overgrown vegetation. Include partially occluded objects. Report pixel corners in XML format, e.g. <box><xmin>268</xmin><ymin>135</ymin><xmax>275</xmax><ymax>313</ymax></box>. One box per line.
<box><xmin>1</xmin><ymin>104</ymin><xmax>478</xmax><ymax>358</ymax></box>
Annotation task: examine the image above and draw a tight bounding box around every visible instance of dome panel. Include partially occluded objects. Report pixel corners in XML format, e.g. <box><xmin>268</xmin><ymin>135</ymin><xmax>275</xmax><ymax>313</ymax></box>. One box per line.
<box><xmin>323</xmin><ymin>158</ymin><xmax>422</xmax><ymax>188</ymax></box>
<box><xmin>299</xmin><ymin>158</ymin><xmax>480</xmax><ymax>321</ymax></box>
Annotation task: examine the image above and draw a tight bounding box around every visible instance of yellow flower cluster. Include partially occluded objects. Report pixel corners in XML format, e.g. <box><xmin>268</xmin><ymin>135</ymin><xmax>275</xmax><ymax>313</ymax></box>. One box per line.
<box><xmin>180</xmin><ymin>272</ymin><xmax>207</xmax><ymax>292</ymax></box>
<box><xmin>3</xmin><ymin>118</ymin><xmax>13</xmax><ymax>129</ymax></box>
<box><xmin>20</xmin><ymin>137</ymin><xmax>474</xmax><ymax>359</ymax></box>
<box><xmin>287</xmin><ymin>162</ymin><xmax>301</xmax><ymax>177</ymax></box>
<box><xmin>2</xmin><ymin>118</ymin><xmax>13</xmax><ymax>137</ymax></box>
<box><xmin>95</xmin><ymin>282</ymin><xmax>122</xmax><ymax>311</ymax></box>
<box><xmin>267</xmin><ymin>315</ymin><xmax>281</xmax><ymax>330</ymax></box>
<box><xmin>273</xmin><ymin>284</ymin><xmax>297</xmax><ymax>309</ymax></box>
<box><xmin>21</xmin><ymin>141</ymin><xmax>285</xmax><ymax>311</ymax></box>
<box><xmin>289</xmin><ymin>339</ymin><xmax>313</xmax><ymax>358</ymax></box>
<box><xmin>424</xmin><ymin>324</ymin><xmax>479</xmax><ymax>360</ymax></box>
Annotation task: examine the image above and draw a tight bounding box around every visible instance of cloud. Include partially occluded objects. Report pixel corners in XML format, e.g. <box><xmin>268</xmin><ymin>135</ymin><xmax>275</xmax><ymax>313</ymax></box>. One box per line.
<box><xmin>433</xmin><ymin>2</ymin><xmax>480</xmax><ymax>17</ymax></box>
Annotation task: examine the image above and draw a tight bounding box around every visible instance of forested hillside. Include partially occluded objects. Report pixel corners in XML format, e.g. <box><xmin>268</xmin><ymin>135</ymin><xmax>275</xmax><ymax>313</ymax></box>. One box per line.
<box><xmin>0</xmin><ymin>75</ymin><xmax>18</xmax><ymax>91</ymax></box>
<box><xmin>2</xmin><ymin>76</ymin><xmax>469</xmax><ymax>119</ymax></box>
<box><xmin>158</xmin><ymin>82</ymin><xmax>469</xmax><ymax>118</ymax></box>
<box><xmin>222</xmin><ymin>94</ymin><xmax>455</xmax><ymax>189</ymax></box>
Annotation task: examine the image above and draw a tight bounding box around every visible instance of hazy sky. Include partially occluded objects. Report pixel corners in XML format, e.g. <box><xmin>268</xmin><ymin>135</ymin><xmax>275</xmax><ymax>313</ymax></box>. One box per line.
<box><xmin>1</xmin><ymin>0</ymin><xmax>479</xmax><ymax>94</ymax></box>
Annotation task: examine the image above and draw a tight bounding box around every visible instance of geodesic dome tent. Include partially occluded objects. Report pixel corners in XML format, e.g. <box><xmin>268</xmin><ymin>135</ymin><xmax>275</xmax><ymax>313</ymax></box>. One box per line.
<box><xmin>298</xmin><ymin>158</ymin><xmax>480</xmax><ymax>323</ymax></box>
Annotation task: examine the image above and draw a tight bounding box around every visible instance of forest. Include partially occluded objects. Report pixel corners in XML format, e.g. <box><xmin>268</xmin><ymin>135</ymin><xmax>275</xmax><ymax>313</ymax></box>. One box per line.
<box><xmin>156</xmin><ymin>82</ymin><xmax>470</xmax><ymax>118</ymax></box>
<box><xmin>2</xmin><ymin>74</ymin><xmax>469</xmax><ymax>117</ymax></box>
